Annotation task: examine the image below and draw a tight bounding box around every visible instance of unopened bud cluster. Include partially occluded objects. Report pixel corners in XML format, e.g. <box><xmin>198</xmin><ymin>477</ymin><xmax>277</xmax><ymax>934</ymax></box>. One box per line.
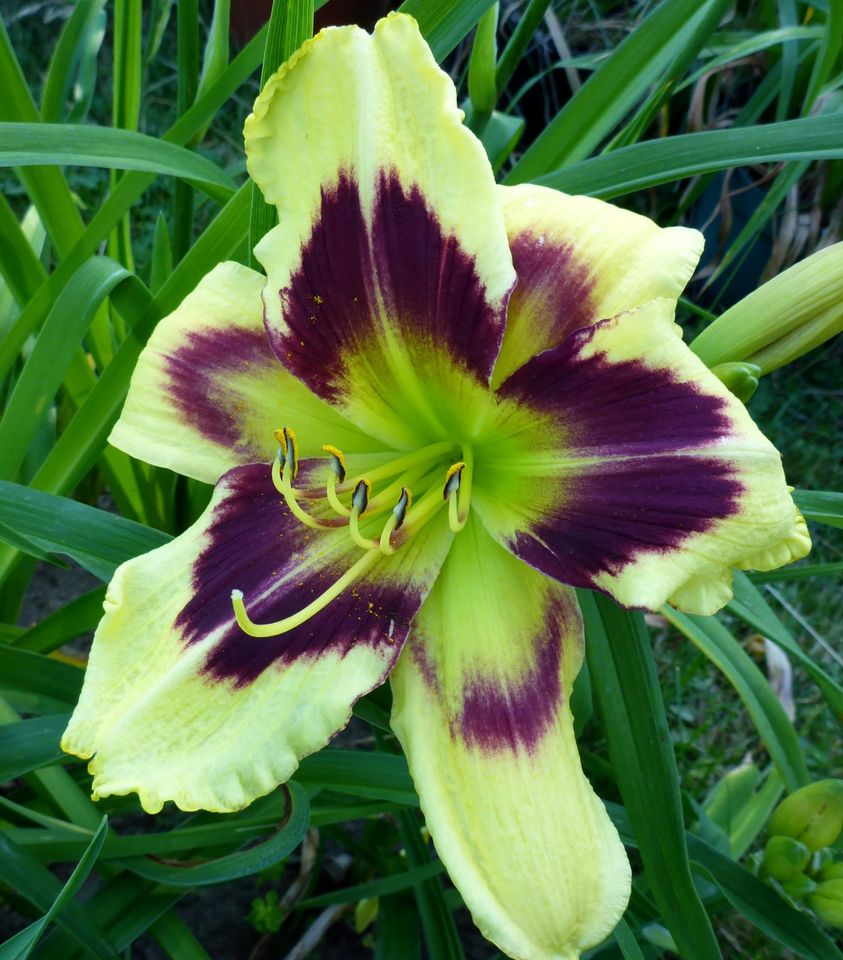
<box><xmin>760</xmin><ymin>780</ymin><xmax>843</xmax><ymax>926</ymax></box>
<box><xmin>692</xmin><ymin>243</ymin><xmax>843</xmax><ymax>392</ymax></box>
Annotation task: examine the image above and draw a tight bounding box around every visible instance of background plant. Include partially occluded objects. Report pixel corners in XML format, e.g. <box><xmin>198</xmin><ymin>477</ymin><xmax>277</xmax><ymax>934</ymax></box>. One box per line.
<box><xmin>0</xmin><ymin>0</ymin><xmax>841</xmax><ymax>957</ymax></box>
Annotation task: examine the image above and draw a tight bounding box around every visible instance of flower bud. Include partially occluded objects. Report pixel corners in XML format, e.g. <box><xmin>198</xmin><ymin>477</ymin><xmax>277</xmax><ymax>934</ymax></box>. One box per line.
<box><xmin>819</xmin><ymin>862</ymin><xmax>843</xmax><ymax>882</ymax></box>
<box><xmin>781</xmin><ymin>873</ymin><xmax>817</xmax><ymax>899</ymax></box>
<box><xmin>769</xmin><ymin>780</ymin><xmax>843</xmax><ymax>851</ymax></box>
<box><xmin>762</xmin><ymin>836</ymin><xmax>811</xmax><ymax>880</ymax></box>
<box><xmin>809</xmin><ymin>879</ymin><xmax>843</xmax><ymax>929</ymax></box>
<box><xmin>710</xmin><ymin>362</ymin><xmax>760</xmax><ymax>402</ymax></box>
<box><xmin>691</xmin><ymin>243</ymin><xmax>843</xmax><ymax>375</ymax></box>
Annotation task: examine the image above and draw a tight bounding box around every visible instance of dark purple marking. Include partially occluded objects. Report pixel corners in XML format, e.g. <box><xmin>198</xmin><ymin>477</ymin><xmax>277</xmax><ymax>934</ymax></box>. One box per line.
<box><xmin>165</xmin><ymin>325</ymin><xmax>278</xmax><ymax>459</ymax></box>
<box><xmin>504</xmin><ymin>231</ymin><xmax>596</xmax><ymax>357</ymax></box>
<box><xmin>497</xmin><ymin>319</ymin><xmax>743</xmax><ymax>591</ymax></box>
<box><xmin>411</xmin><ymin>596</ymin><xmax>574</xmax><ymax>756</ymax></box>
<box><xmin>175</xmin><ymin>462</ymin><xmax>421</xmax><ymax>687</ymax></box>
<box><xmin>459</xmin><ymin>617</ymin><xmax>564</xmax><ymax>755</ymax></box>
<box><xmin>266</xmin><ymin>170</ymin><xmax>507</xmax><ymax>402</ymax></box>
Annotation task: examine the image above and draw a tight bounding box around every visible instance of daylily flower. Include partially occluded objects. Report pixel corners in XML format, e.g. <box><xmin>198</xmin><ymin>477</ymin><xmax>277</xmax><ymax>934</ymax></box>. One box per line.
<box><xmin>62</xmin><ymin>13</ymin><xmax>810</xmax><ymax>959</ymax></box>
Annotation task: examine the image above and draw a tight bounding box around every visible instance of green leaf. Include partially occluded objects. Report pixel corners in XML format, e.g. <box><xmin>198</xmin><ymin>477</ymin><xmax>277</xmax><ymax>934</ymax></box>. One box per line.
<box><xmin>663</xmin><ymin>607</ymin><xmax>809</xmax><ymax>792</ymax></box>
<box><xmin>117</xmin><ymin>784</ymin><xmax>309</xmax><ymax>886</ymax></box>
<box><xmin>677</xmin><ymin>26</ymin><xmax>824</xmax><ymax>94</ymax></box>
<box><xmin>480</xmin><ymin>110</ymin><xmax>525</xmax><ymax>173</ymax></box>
<box><xmin>0</xmin><ymin>191</ymin><xmax>47</xmax><ymax>308</ymax></box>
<box><xmin>40</xmin><ymin>0</ymin><xmax>108</xmax><ymax>123</ymax></box>
<box><xmin>0</xmin><ymin>816</ymin><xmax>108</xmax><ymax>960</ymax></box>
<box><xmin>0</xmin><ymin>123</ymin><xmax>236</xmax><ymax>196</ymax></box>
<box><xmin>397</xmin><ymin>809</ymin><xmax>465</xmax><ymax>960</ymax></box>
<box><xmin>495</xmin><ymin>0</ymin><xmax>552</xmax><ymax>94</ymax></box>
<box><xmin>728</xmin><ymin>570</ymin><xmax>843</xmax><ymax>722</ymax></box>
<box><xmin>0</xmin><ymin>26</ymin><xmax>266</xmax><ymax>386</ymax></box>
<box><xmin>148</xmin><ymin>911</ymin><xmax>213</xmax><ymax>960</ymax></box>
<box><xmin>0</xmin><ymin>713</ymin><xmax>69</xmax><ymax>783</ymax></box>
<box><xmin>581</xmin><ymin>591</ymin><xmax>721</xmax><ymax>960</ymax></box>
<box><xmin>507</xmin><ymin>0</ymin><xmax>727</xmax><ymax>180</ymax></box>
<box><xmin>375</xmin><ymin>894</ymin><xmax>421</xmax><ymax>960</ymax></box>
<box><xmin>793</xmin><ymin>489</ymin><xmax>843</xmax><ymax>529</ymax></box>
<box><xmin>399</xmin><ymin>0</ymin><xmax>496</xmax><ymax>63</ymax></box>
<box><xmin>150</xmin><ymin>212</ymin><xmax>173</xmax><ymax>295</ymax></box>
<box><xmin>0</xmin><ymin>645</ymin><xmax>83</xmax><ymax>705</ymax></box>
<box><xmin>197</xmin><ymin>0</ymin><xmax>231</xmax><ymax>100</ymax></box>
<box><xmin>0</xmin><ymin>183</ymin><xmax>250</xmax><ymax>585</ymax></box>
<box><xmin>751</xmin><ymin>560</ymin><xmax>843</xmax><ymax>583</ymax></box>
<box><xmin>295</xmin><ymin>749</ymin><xmax>418</xmax><ymax>805</ymax></box>
<box><xmin>0</xmin><ymin>482</ymin><xmax>170</xmax><ymax>581</ymax></box>
<box><xmin>299</xmin><ymin>861</ymin><xmax>444</xmax><ymax>908</ymax></box>
<box><xmin>467</xmin><ymin>3</ymin><xmax>499</xmax><ymax>132</ymax></box>
<box><xmin>0</xmin><ymin>829</ymin><xmax>118</xmax><ymax>960</ymax></box>
<box><xmin>613</xmin><ymin>919</ymin><xmax>647</xmax><ymax>960</ymax></box>
<box><xmin>608</xmin><ymin>802</ymin><xmax>843</xmax><ymax>959</ymax></box>
<box><xmin>15</xmin><ymin>586</ymin><xmax>105</xmax><ymax>654</ymax></box>
<box><xmin>0</xmin><ymin>257</ymin><xmax>133</xmax><ymax>482</ymax></box>
<box><xmin>0</xmin><ymin>520</ymin><xmax>67</xmax><ymax>567</ymax></box>
<box><xmin>533</xmin><ymin>114</ymin><xmax>843</xmax><ymax>197</ymax></box>
<box><xmin>0</xmin><ymin>19</ymin><xmax>85</xmax><ymax>257</ymax></box>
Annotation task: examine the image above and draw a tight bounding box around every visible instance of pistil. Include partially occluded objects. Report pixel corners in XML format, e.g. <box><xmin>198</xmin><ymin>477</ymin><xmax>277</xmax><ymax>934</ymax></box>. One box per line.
<box><xmin>231</xmin><ymin>549</ymin><xmax>381</xmax><ymax>638</ymax></box>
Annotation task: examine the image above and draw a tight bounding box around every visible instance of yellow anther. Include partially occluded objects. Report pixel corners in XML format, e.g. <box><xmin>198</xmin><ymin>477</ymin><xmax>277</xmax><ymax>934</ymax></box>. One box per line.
<box><xmin>274</xmin><ymin>426</ymin><xmax>299</xmax><ymax>479</ymax></box>
<box><xmin>231</xmin><ymin>550</ymin><xmax>381</xmax><ymax>638</ymax></box>
<box><xmin>351</xmin><ymin>478</ymin><xmax>371</xmax><ymax>514</ymax></box>
<box><xmin>349</xmin><ymin>479</ymin><xmax>379</xmax><ymax>550</ymax></box>
<box><xmin>323</xmin><ymin>444</ymin><xmax>351</xmax><ymax>517</ymax></box>
<box><xmin>443</xmin><ymin>461</ymin><xmax>466</xmax><ymax>499</ymax></box>
<box><xmin>379</xmin><ymin>487</ymin><xmax>412</xmax><ymax>555</ymax></box>
<box><xmin>272</xmin><ymin>453</ymin><xmax>341</xmax><ymax>529</ymax></box>
<box><xmin>444</xmin><ymin>449</ymin><xmax>473</xmax><ymax>533</ymax></box>
<box><xmin>322</xmin><ymin>444</ymin><xmax>347</xmax><ymax>483</ymax></box>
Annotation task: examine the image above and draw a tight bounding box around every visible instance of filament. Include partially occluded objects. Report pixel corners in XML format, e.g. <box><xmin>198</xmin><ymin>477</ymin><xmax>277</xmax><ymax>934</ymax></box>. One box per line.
<box><xmin>231</xmin><ymin>549</ymin><xmax>381</xmax><ymax>638</ymax></box>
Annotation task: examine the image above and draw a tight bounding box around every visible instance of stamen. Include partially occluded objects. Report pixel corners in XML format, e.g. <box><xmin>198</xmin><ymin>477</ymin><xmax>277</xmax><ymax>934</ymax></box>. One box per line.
<box><xmin>391</xmin><ymin>482</ymin><xmax>449</xmax><ymax>549</ymax></box>
<box><xmin>322</xmin><ymin>444</ymin><xmax>351</xmax><ymax>517</ymax></box>
<box><xmin>272</xmin><ymin>449</ymin><xmax>341</xmax><ymax>529</ymax></box>
<box><xmin>349</xmin><ymin>441</ymin><xmax>457</xmax><ymax>488</ymax></box>
<box><xmin>349</xmin><ymin>479</ymin><xmax>379</xmax><ymax>550</ymax></box>
<box><xmin>379</xmin><ymin>487</ymin><xmax>412</xmax><ymax>555</ymax></box>
<box><xmin>444</xmin><ymin>447</ymin><xmax>473</xmax><ymax>533</ymax></box>
<box><xmin>274</xmin><ymin>427</ymin><xmax>299</xmax><ymax>479</ymax></box>
<box><xmin>231</xmin><ymin>549</ymin><xmax>381</xmax><ymax>638</ymax></box>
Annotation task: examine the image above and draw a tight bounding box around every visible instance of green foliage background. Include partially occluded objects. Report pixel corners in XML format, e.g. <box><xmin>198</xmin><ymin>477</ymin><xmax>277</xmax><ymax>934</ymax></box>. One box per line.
<box><xmin>0</xmin><ymin>0</ymin><xmax>841</xmax><ymax>957</ymax></box>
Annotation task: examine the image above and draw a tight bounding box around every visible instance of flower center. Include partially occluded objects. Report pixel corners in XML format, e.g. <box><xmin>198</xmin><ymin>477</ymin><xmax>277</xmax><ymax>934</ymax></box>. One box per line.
<box><xmin>230</xmin><ymin>427</ymin><xmax>472</xmax><ymax>638</ymax></box>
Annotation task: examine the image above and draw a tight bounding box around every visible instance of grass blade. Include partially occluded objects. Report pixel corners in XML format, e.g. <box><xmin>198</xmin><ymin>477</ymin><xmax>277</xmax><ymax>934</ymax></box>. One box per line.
<box><xmin>0</xmin><ymin>258</ymin><xmax>136</xmax><ymax>482</ymax></box>
<box><xmin>0</xmin><ymin>482</ymin><xmax>170</xmax><ymax>580</ymax></box>
<box><xmin>534</xmin><ymin>114</ymin><xmax>843</xmax><ymax>197</ymax></box>
<box><xmin>0</xmin><ymin>817</ymin><xmax>108</xmax><ymax>960</ymax></box>
<box><xmin>399</xmin><ymin>0</ymin><xmax>495</xmax><ymax>63</ymax></box>
<box><xmin>397</xmin><ymin>809</ymin><xmax>465</xmax><ymax>960</ymax></box>
<box><xmin>581</xmin><ymin>591</ymin><xmax>721</xmax><ymax>960</ymax></box>
<box><xmin>662</xmin><ymin>607</ymin><xmax>810</xmax><ymax>792</ymax></box>
<box><xmin>0</xmin><ymin>123</ymin><xmax>236</xmax><ymax>194</ymax></box>
<box><xmin>507</xmin><ymin>0</ymin><xmax>725</xmax><ymax>180</ymax></box>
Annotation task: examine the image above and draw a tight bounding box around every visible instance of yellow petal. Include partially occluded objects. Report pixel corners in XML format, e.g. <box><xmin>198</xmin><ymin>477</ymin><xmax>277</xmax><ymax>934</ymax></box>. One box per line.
<box><xmin>477</xmin><ymin>299</ymin><xmax>809</xmax><ymax>615</ymax></box>
<box><xmin>392</xmin><ymin>518</ymin><xmax>629</xmax><ymax>959</ymax></box>
<box><xmin>62</xmin><ymin>461</ymin><xmax>452</xmax><ymax>813</ymax></box>
<box><xmin>243</xmin><ymin>14</ymin><xmax>515</xmax><ymax>447</ymax></box>
<box><xmin>110</xmin><ymin>261</ymin><xmax>382</xmax><ymax>484</ymax></box>
<box><xmin>493</xmin><ymin>184</ymin><xmax>703</xmax><ymax>385</ymax></box>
